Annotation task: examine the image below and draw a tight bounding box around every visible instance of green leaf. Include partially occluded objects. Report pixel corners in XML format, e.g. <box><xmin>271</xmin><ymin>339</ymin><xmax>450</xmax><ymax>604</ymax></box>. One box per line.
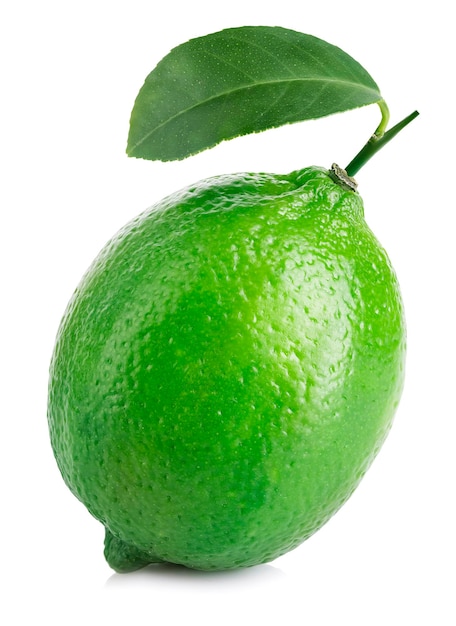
<box><xmin>127</xmin><ymin>26</ymin><xmax>382</xmax><ymax>161</ymax></box>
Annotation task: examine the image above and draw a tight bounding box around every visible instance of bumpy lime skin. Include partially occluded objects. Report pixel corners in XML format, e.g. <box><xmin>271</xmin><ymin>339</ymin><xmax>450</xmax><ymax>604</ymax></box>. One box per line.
<box><xmin>48</xmin><ymin>166</ymin><xmax>405</xmax><ymax>571</ymax></box>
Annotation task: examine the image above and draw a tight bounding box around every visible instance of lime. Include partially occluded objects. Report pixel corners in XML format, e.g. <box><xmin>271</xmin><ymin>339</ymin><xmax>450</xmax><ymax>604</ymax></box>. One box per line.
<box><xmin>47</xmin><ymin>165</ymin><xmax>405</xmax><ymax>571</ymax></box>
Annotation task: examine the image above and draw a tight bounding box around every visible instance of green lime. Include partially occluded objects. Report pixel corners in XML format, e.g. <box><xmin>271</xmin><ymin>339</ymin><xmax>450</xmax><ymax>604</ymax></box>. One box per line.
<box><xmin>47</xmin><ymin>165</ymin><xmax>405</xmax><ymax>571</ymax></box>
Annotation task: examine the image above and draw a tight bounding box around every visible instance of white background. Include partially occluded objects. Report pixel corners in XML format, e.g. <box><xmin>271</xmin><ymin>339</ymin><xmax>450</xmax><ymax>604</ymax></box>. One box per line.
<box><xmin>1</xmin><ymin>1</ymin><xmax>454</xmax><ymax>624</ymax></box>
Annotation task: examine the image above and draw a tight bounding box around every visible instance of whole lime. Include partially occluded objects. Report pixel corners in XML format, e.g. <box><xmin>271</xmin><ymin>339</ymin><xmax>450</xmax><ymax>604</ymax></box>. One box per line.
<box><xmin>47</xmin><ymin>165</ymin><xmax>405</xmax><ymax>572</ymax></box>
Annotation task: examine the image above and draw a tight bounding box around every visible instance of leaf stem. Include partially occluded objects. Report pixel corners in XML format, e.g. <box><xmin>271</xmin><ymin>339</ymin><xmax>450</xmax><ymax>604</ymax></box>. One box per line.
<box><xmin>374</xmin><ymin>99</ymin><xmax>390</xmax><ymax>138</ymax></box>
<box><xmin>345</xmin><ymin>106</ymin><xmax>419</xmax><ymax>177</ymax></box>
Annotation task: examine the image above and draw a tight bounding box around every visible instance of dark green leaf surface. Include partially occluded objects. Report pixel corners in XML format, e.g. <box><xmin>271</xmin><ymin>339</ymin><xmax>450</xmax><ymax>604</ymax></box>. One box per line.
<box><xmin>127</xmin><ymin>26</ymin><xmax>382</xmax><ymax>161</ymax></box>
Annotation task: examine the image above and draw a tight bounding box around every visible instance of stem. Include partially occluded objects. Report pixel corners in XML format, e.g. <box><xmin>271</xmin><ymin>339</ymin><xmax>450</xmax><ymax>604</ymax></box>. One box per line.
<box><xmin>345</xmin><ymin>106</ymin><xmax>419</xmax><ymax>177</ymax></box>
